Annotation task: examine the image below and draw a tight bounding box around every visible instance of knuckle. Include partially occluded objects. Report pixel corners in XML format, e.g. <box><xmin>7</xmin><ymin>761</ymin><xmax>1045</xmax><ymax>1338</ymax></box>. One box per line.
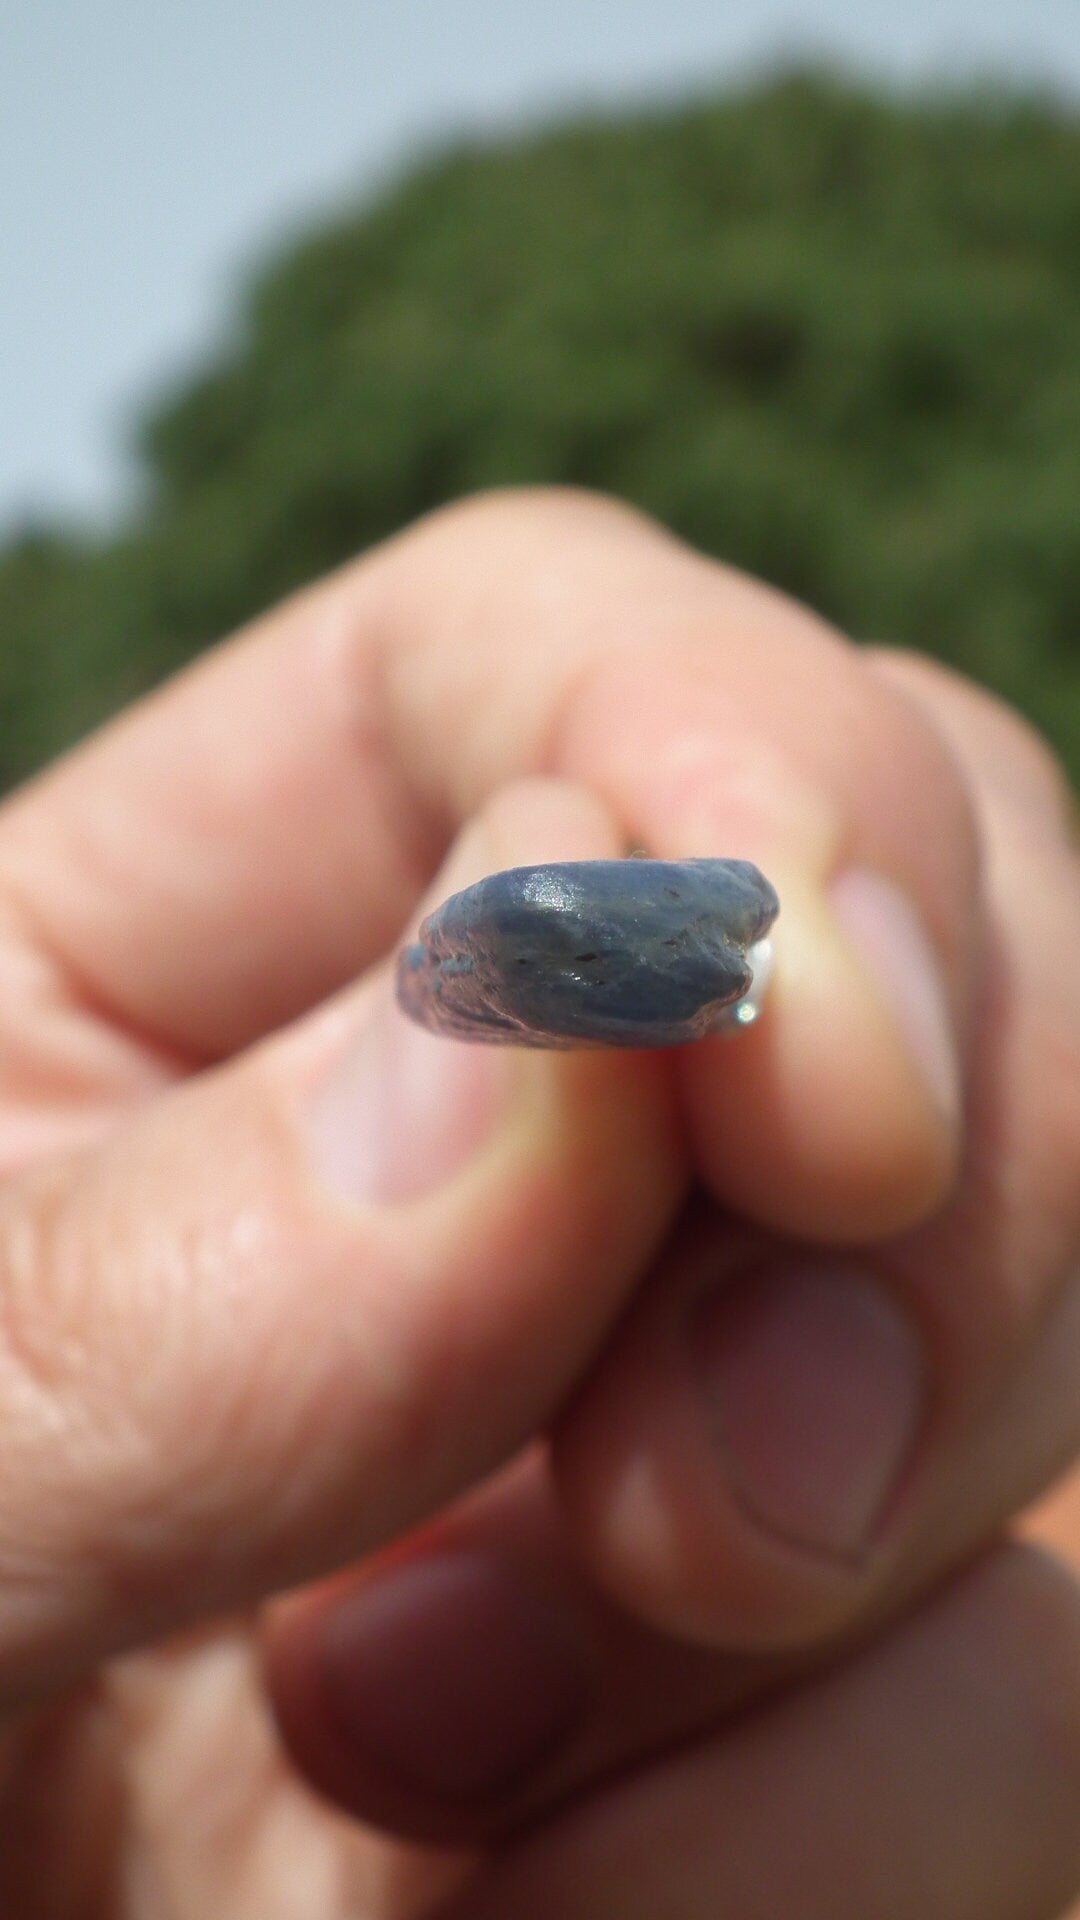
<box><xmin>0</xmin><ymin>1167</ymin><xmax>97</xmax><ymax>1412</ymax></box>
<box><xmin>868</xmin><ymin>645</ymin><xmax>1078</xmax><ymax>841</ymax></box>
<box><xmin>863</xmin><ymin>652</ymin><xmax>982</xmax><ymax>833</ymax></box>
<box><xmin>0</xmin><ymin>1101</ymin><xmax>285</xmax><ymax>1543</ymax></box>
<box><xmin>0</xmin><ymin>1167</ymin><xmax>153</xmax><ymax>1599</ymax></box>
<box><xmin>397</xmin><ymin>484</ymin><xmax>666</xmax><ymax>560</ymax></box>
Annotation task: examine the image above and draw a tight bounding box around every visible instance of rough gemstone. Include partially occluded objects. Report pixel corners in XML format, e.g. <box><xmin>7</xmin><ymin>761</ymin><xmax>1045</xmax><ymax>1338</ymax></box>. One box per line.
<box><xmin>395</xmin><ymin>858</ymin><xmax>779</xmax><ymax>1049</ymax></box>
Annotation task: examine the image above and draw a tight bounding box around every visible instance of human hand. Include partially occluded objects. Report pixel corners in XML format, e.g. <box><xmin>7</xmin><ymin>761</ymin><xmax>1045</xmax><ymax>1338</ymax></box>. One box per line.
<box><xmin>0</xmin><ymin>491</ymin><xmax>1077</xmax><ymax>1918</ymax></box>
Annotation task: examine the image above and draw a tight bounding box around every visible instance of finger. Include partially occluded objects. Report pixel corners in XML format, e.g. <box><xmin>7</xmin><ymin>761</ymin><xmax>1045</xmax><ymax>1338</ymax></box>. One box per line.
<box><xmin>271</xmin><ymin>652</ymin><xmax>1080</xmax><ymax>1838</ymax></box>
<box><xmin>866</xmin><ymin>645</ymin><xmax>1078</xmax><ymax>840</ymax></box>
<box><xmin>452</xmin><ymin>1545</ymin><xmax>1080</xmax><ymax>1920</ymax></box>
<box><xmin>0</xmin><ymin>776</ymin><xmax>683</xmax><ymax>1710</ymax></box>
<box><xmin>0</xmin><ymin>492</ymin><xmax>981</xmax><ymax>1239</ymax></box>
<box><xmin>262</xmin><ymin>1450</ymin><xmax>775</xmax><ymax>1848</ymax></box>
<box><xmin>549</xmin><ymin>649</ymin><xmax>1080</xmax><ymax>1645</ymax></box>
<box><xmin>265</xmin><ymin>1300</ymin><xmax>1080</xmax><ymax>1858</ymax></box>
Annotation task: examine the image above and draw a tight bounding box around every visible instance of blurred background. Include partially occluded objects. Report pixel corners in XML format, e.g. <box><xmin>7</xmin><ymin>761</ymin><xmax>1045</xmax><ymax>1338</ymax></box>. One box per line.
<box><xmin>3</xmin><ymin>0</ymin><xmax>1080</xmax><ymax>790</ymax></box>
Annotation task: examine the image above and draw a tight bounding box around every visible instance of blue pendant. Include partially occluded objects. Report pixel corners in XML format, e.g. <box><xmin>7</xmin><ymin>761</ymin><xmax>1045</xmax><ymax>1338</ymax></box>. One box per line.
<box><xmin>396</xmin><ymin>858</ymin><xmax>779</xmax><ymax>1049</ymax></box>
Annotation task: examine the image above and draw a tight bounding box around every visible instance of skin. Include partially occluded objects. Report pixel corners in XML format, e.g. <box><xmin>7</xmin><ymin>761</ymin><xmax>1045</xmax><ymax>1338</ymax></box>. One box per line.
<box><xmin>0</xmin><ymin>489</ymin><xmax>1076</xmax><ymax>1916</ymax></box>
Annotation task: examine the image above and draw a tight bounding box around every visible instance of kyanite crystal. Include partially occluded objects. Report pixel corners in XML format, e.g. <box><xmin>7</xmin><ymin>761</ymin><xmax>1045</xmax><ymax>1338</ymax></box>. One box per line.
<box><xmin>395</xmin><ymin>858</ymin><xmax>779</xmax><ymax>1049</ymax></box>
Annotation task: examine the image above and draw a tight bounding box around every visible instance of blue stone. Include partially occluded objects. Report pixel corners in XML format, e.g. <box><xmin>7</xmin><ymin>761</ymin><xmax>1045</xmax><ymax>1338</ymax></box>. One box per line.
<box><xmin>395</xmin><ymin>858</ymin><xmax>779</xmax><ymax>1049</ymax></box>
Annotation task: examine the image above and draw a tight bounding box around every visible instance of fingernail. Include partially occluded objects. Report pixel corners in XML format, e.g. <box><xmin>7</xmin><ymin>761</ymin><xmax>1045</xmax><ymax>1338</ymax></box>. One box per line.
<box><xmin>317</xmin><ymin>1549</ymin><xmax>590</xmax><ymax>1802</ymax></box>
<box><xmin>307</xmin><ymin>984</ymin><xmax>516</xmax><ymax>1205</ymax></box>
<box><xmin>694</xmin><ymin>1261</ymin><xmax>926</xmax><ymax>1562</ymax></box>
<box><xmin>830</xmin><ymin>868</ymin><xmax>960</xmax><ymax>1127</ymax></box>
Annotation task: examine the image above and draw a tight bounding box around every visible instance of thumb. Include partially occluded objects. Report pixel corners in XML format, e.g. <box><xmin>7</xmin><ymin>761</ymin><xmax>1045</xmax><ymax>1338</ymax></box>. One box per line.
<box><xmin>0</xmin><ymin>777</ymin><xmax>683</xmax><ymax>1709</ymax></box>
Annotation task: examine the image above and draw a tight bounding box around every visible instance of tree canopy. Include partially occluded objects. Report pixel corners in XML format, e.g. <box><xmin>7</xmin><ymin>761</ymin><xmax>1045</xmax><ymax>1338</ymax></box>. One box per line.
<box><xmin>3</xmin><ymin>71</ymin><xmax>1080</xmax><ymax>785</ymax></box>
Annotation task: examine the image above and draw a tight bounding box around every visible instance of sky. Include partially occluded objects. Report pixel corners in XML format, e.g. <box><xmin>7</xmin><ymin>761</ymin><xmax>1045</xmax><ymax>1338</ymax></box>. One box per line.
<box><xmin>3</xmin><ymin>0</ymin><xmax>1080</xmax><ymax>536</ymax></box>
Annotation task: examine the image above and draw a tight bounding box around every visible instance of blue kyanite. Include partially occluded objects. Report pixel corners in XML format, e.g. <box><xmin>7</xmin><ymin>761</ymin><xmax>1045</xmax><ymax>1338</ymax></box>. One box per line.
<box><xmin>395</xmin><ymin>858</ymin><xmax>779</xmax><ymax>1049</ymax></box>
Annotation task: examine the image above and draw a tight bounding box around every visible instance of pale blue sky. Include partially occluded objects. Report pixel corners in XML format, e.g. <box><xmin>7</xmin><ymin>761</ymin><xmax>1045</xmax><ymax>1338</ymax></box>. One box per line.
<box><xmin>3</xmin><ymin>0</ymin><xmax>1079</xmax><ymax>535</ymax></box>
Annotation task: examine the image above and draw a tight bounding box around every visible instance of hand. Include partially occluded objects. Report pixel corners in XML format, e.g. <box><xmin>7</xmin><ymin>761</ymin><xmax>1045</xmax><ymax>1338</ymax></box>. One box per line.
<box><xmin>0</xmin><ymin>490</ymin><xmax>1076</xmax><ymax>1918</ymax></box>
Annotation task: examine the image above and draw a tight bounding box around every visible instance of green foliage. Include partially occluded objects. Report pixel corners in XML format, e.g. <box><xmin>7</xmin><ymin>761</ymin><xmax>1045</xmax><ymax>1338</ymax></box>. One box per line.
<box><xmin>4</xmin><ymin>71</ymin><xmax>1080</xmax><ymax>785</ymax></box>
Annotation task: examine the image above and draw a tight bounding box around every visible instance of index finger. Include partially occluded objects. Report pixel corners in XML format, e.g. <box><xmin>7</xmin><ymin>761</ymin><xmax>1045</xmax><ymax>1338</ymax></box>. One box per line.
<box><xmin>0</xmin><ymin>489</ymin><xmax>982</xmax><ymax>1237</ymax></box>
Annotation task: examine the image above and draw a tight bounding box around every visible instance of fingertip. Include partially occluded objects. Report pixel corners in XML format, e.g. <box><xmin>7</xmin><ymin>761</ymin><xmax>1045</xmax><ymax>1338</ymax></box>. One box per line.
<box><xmin>681</xmin><ymin>865</ymin><xmax>961</xmax><ymax>1243</ymax></box>
<box><xmin>262</xmin><ymin>1543</ymin><xmax>594</xmax><ymax>1846</ymax></box>
<box><xmin>549</xmin><ymin>1186</ymin><xmax>940</xmax><ymax>1654</ymax></box>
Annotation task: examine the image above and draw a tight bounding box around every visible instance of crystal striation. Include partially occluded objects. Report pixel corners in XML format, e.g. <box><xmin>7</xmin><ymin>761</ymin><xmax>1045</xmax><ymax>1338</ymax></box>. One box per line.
<box><xmin>395</xmin><ymin>857</ymin><xmax>779</xmax><ymax>1049</ymax></box>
